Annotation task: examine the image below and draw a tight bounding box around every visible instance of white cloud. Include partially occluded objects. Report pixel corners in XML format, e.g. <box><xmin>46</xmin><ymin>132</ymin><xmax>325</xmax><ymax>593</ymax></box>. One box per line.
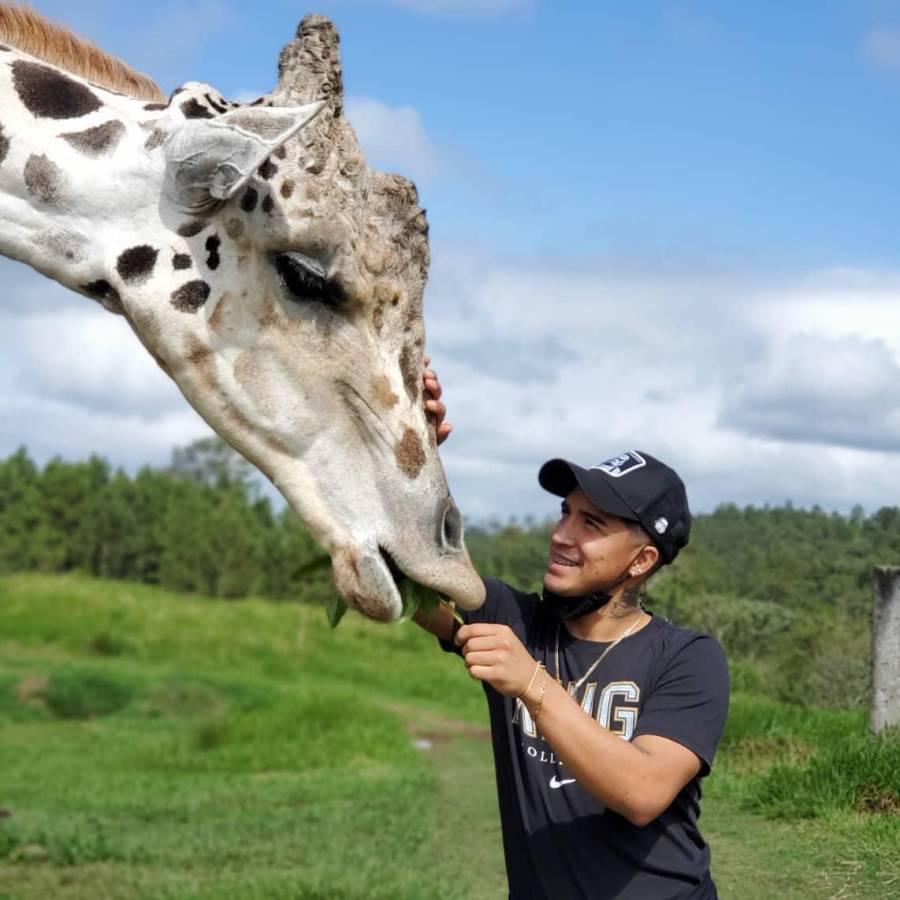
<box><xmin>345</xmin><ymin>95</ymin><xmax>445</xmax><ymax>182</ymax></box>
<box><xmin>0</xmin><ymin>260</ymin><xmax>207</xmax><ymax>468</ymax></box>
<box><xmin>862</xmin><ymin>27</ymin><xmax>900</xmax><ymax>71</ymax></box>
<box><xmin>422</xmin><ymin>248</ymin><xmax>900</xmax><ymax>518</ymax></box>
<box><xmin>11</xmin><ymin>308</ymin><xmax>186</xmax><ymax>419</ymax></box>
<box><xmin>721</xmin><ymin>334</ymin><xmax>900</xmax><ymax>452</ymax></box>
<box><xmin>4</xmin><ymin>247</ymin><xmax>900</xmax><ymax>519</ymax></box>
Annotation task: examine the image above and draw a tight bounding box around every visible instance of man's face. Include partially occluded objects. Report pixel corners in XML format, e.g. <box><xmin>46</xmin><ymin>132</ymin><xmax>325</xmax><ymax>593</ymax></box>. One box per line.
<box><xmin>543</xmin><ymin>487</ymin><xmax>647</xmax><ymax>597</ymax></box>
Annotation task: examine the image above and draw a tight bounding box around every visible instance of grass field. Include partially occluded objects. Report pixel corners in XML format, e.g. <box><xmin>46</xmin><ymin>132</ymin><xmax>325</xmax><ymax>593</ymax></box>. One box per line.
<box><xmin>0</xmin><ymin>574</ymin><xmax>898</xmax><ymax>899</ymax></box>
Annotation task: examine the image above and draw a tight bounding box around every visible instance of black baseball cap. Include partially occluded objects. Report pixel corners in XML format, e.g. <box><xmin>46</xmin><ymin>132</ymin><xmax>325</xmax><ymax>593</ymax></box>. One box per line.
<box><xmin>538</xmin><ymin>450</ymin><xmax>691</xmax><ymax>563</ymax></box>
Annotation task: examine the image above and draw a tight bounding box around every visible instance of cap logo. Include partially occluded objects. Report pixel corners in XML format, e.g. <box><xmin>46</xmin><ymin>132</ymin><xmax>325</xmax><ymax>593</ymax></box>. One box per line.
<box><xmin>591</xmin><ymin>451</ymin><xmax>646</xmax><ymax>478</ymax></box>
<box><xmin>654</xmin><ymin>517</ymin><xmax>669</xmax><ymax>535</ymax></box>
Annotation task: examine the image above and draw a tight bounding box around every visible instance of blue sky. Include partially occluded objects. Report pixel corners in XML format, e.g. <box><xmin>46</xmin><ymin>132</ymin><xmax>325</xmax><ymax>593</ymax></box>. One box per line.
<box><xmin>30</xmin><ymin>0</ymin><xmax>900</xmax><ymax>262</ymax></box>
<box><xmin>4</xmin><ymin>0</ymin><xmax>900</xmax><ymax>520</ymax></box>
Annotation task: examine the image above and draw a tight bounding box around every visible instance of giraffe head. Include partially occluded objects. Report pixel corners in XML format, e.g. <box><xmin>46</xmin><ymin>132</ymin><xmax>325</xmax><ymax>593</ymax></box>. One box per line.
<box><xmin>0</xmin><ymin>8</ymin><xmax>485</xmax><ymax>620</ymax></box>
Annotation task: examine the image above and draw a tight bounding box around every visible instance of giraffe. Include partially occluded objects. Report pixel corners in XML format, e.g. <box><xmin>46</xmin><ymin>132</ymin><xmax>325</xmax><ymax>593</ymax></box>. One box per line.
<box><xmin>0</xmin><ymin>6</ymin><xmax>485</xmax><ymax>622</ymax></box>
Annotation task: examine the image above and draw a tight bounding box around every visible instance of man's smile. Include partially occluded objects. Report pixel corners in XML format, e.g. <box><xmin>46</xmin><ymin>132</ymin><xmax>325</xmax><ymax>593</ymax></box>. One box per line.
<box><xmin>548</xmin><ymin>549</ymin><xmax>579</xmax><ymax>568</ymax></box>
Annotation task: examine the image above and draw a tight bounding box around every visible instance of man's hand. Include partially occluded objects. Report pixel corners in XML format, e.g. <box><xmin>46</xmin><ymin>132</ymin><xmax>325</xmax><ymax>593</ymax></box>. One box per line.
<box><xmin>456</xmin><ymin>623</ymin><xmax>538</xmax><ymax>697</ymax></box>
<box><xmin>423</xmin><ymin>354</ymin><xmax>452</xmax><ymax>446</ymax></box>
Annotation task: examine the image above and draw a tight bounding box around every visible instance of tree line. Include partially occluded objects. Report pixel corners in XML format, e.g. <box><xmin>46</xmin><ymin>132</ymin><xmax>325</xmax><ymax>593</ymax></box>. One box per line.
<box><xmin>2</xmin><ymin>440</ymin><xmax>897</xmax><ymax>708</ymax></box>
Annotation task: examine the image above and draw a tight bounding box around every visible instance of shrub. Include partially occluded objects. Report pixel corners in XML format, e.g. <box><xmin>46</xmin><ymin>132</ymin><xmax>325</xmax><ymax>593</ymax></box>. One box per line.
<box><xmin>87</xmin><ymin>631</ymin><xmax>131</xmax><ymax>657</ymax></box>
<box><xmin>45</xmin><ymin>669</ymin><xmax>134</xmax><ymax>719</ymax></box>
<box><xmin>742</xmin><ymin>733</ymin><xmax>900</xmax><ymax>819</ymax></box>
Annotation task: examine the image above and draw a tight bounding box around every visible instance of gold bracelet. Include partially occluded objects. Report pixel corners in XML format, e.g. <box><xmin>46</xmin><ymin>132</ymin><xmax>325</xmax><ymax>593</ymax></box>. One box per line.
<box><xmin>519</xmin><ymin>660</ymin><xmax>543</xmax><ymax>700</ymax></box>
<box><xmin>532</xmin><ymin>666</ymin><xmax>548</xmax><ymax>728</ymax></box>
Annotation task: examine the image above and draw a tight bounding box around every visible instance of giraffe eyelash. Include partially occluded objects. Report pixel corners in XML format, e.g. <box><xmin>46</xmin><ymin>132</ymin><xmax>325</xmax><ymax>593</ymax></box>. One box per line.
<box><xmin>273</xmin><ymin>252</ymin><xmax>345</xmax><ymax>307</ymax></box>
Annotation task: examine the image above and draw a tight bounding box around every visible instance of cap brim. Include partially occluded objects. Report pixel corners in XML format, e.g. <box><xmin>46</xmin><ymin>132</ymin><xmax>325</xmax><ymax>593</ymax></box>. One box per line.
<box><xmin>538</xmin><ymin>459</ymin><xmax>639</xmax><ymax>522</ymax></box>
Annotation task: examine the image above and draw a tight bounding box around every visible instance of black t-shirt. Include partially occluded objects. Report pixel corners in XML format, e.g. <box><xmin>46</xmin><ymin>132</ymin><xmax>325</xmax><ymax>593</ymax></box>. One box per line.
<box><xmin>442</xmin><ymin>578</ymin><xmax>730</xmax><ymax>900</ymax></box>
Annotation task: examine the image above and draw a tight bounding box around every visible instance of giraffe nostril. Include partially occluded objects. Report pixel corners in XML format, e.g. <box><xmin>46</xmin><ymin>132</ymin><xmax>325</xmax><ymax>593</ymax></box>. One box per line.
<box><xmin>440</xmin><ymin>499</ymin><xmax>463</xmax><ymax>552</ymax></box>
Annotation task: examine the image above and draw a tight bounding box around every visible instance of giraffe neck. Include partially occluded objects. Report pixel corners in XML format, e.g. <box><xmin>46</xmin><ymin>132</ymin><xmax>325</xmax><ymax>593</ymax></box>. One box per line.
<box><xmin>0</xmin><ymin>44</ymin><xmax>167</xmax><ymax>303</ymax></box>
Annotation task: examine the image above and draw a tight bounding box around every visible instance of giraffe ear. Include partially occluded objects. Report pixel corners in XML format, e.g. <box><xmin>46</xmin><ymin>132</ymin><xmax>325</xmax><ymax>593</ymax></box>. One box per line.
<box><xmin>164</xmin><ymin>101</ymin><xmax>325</xmax><ymax>212</ymax></box>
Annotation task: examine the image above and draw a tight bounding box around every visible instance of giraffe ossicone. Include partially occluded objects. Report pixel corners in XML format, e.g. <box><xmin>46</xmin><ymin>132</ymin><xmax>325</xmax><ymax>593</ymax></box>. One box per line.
<box><xmin>0</xmin><ymin>5</ymin><xmax>486</xmax><ymax>621</ymax></box>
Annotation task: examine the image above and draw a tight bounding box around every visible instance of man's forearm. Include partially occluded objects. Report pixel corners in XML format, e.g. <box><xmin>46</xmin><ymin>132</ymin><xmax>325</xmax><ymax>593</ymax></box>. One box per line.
<box><xmin>523</xmin><ymin>677</ymin><xmax>677</xmax><ymax>826</ymax></box>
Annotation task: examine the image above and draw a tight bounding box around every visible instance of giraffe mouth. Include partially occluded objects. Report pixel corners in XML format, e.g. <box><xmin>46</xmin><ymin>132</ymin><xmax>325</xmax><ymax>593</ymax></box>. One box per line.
<box><xmin>332</xmin><ymin>538</ymin><xmax>484</xmax><ymax>622</ymax></box>
<box><xmin>378</xmin><ymin>546</ymin><xmax>408</xmax><ymax>590</ymax></box>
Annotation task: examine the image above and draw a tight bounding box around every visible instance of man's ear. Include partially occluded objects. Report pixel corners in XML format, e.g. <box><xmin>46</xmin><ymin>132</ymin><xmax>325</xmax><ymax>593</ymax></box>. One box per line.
<box><xmin>632</xmin><ymin>543</ymin><xmax>660</xmax><ymax>578</ymax></box>
<box><xmin>164</xmin><ymin>101</ymin><xmax>325</xmax><ymax>212</ymax></box>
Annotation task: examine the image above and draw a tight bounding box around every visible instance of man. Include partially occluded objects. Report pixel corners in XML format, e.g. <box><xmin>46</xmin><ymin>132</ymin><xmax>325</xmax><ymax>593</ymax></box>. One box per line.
<box><xmin>416</xmin><ymin>363</ymin><xmax>730</xmax><ymax>900</ymax></box>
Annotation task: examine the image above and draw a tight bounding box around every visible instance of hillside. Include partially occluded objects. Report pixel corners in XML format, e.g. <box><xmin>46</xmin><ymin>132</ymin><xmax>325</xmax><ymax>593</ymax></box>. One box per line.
<box><xmin>1</xmin><ymin>574</ymin><xmax>898</xmax><ymax>899</ymax></box>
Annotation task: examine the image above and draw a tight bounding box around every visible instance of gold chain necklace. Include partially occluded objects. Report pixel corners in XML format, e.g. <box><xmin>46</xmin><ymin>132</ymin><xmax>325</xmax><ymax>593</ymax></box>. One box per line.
<box><xmin>554</xmin><ymin>613</ymin><xmax>644</xmax><ymax>693</ymax></box>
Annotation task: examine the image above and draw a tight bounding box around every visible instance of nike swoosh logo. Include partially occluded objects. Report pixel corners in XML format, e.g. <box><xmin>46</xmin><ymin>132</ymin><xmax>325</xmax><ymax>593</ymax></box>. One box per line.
<box><xmin>549</xmin><ymin>775</ymin><xmax>577</xmax><ymax>789</ymax></box>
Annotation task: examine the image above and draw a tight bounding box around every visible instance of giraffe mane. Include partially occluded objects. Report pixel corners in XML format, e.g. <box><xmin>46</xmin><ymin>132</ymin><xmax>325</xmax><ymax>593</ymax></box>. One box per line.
<box><xmin>0</xmin><ymin>3</ymin><xmax>165</xmax><ymax>102</ymax></box>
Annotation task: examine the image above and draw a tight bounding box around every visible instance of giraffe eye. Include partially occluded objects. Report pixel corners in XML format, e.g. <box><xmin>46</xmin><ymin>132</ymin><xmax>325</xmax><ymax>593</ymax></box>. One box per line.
<box><xmin>273</xmin><ymin>252</ymin><xmax>344</xmax><ymax>307</ymax></box>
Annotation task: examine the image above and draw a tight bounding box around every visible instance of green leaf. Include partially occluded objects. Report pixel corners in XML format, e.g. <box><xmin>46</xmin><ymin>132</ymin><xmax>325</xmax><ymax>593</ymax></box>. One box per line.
<box><xmin>325</xmin><ymin>594</ymin><xmax>348</xmax><ymax>629</ymax></box>
<box><xmin>327</xmin><ymin>579</ymin><xmax>463</xmax><ymax>629</ymax></box>
<box><xmin>399</xmin><ymin>580</ymin><xmax>463</xmax><ymax>624</ymax></box>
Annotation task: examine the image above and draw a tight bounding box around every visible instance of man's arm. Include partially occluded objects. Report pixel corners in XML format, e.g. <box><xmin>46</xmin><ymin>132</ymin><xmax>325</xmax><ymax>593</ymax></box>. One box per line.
<box><xmin>457</xmin><ymin>622</ymin><xmax>708</xmax><ymax>827</ymax></box>
<box><xmin>524</xmin><ymin>668</ymin><xmax>701</xmax><ymax>826</ymax></box>
<box><xmin>412</xmin><ymin>604</ymin><xmax>459</xmax><ymax>642</ymax></box>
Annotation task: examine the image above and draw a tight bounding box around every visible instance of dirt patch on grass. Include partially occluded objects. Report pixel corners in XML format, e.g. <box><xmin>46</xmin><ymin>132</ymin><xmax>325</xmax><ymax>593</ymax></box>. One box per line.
<box><xmin>855</xmin><ymin>783</ymin><xmax>900</xmax><ymax>815</ymax></box>
<box><xmin>14</xmin><ymin>675</ymin><xmax>48</xmax><ymax>706</ymax></box>
<box><xmin>384</xmin><ymin>701</ymin><xmax>491</xmax><ymax>747</ymax></box>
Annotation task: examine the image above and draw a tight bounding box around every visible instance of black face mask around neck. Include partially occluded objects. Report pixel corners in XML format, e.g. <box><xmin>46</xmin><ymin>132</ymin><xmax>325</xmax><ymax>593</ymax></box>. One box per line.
<box><xmin>540</xmin><ymin>550</ymin><xmax>645</xmax><ymax>621</ymax></box>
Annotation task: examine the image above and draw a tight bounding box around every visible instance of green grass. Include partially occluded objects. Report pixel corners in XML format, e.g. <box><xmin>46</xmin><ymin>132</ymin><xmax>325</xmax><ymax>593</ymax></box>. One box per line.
<box><xmin>0</xmin><ymin>573</ymin><xmax>898</xmax><ymax>899</ymax></box>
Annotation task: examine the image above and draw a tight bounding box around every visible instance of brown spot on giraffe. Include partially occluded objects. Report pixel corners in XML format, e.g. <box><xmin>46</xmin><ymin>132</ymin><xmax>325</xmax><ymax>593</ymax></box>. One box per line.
<box><xmin>258</xmin><ymin>158</ymin><xmax>278</xmax><ymax>180</ymax></box>
<box><xmin>398</xmin><ymin>340</ymin><xmax>422</xmax><ymax>403</ymax></box>
<box><xmin>395</xmin><ymin>427</ymin><xmax>426</xmax><ymax>480</ymax></box>
<box><xmin>180</xmin><ymin>97</ymin><xmax>213</xmax><ymax>119</ymax></box>
<box><xmin>372</xmin><ymin>284</ymin><xmax>398</xmax><ymax>334</ymax></box>
<box><xmin>233</xmin><ymin>351</ymin><xmax>260</xmax><ymax>393</ymax></box>
<box><xmin>12</xmin><ymin>59</ymin><xmax>103</xmax><ymax>119</ymax></box>
<box><xmin>24</xmin><ymin>153</ymin><xmax>65</xmax><ymax>205</ymax></box>
<box><xmin>262</xmin><ymin>194</ymin><xmax>274</xmax><ymax>215</ymax></box>
<box><xmin>273</xmin><ymin>144</ymin><xmax>287</xmax><ymax>160</ymax></box>
<box><xmin>82</xmin><ymin>279</ymin><xmax>123</xmax><ymax>314</ymax></box>
<box><xmin>60</xmin><ymin>119</ymin><xmax>125</xmax><ymax>157</ymax></box>
<box><xmin>280</xmin><ymin>179</ymin><xmax>295</xmax><ymax>199</ymax></box>
<box><xmin>171</xmin><ymin>280</ymin><xmax>211</xmax><ymax>313</ymax></box>
<box><xmin>205</xmin><ymin>235</ymin><xmax>221</xmax><ymax>270</ymax></box>
<box><xmin>185</xmin><ymin>335</ymin><xmax>211</xmax><ymax>365</ymax></box>
<box><xmin>258</xmin><ymin>299</ymin><xmax>279</xmax><ymax>330</ymax></box>
<box><xmin>372</xmin><ymin>375</ymin><xmax>399</xmax><ymax>410</ymax></box>
<box><xmin>38</xmin><ymin>230</ymin><xmax>88</xmax><ymax>264</ymax></box>
<box><xmin>0</xmin><ymin>124</ymin><xmax>9</xmax><ymax>168</ymax></box>
<box><xmin>204</xmin><ymin>92</ymin><xmax>227</xmax><ymax>114</ymax></box>
<box><xmin>225</xmin><ymin>218</ymin><xmax>244</xmax><ymax>240</ymax></box>
<box><xmin>144</xmin><ymin>127</ymin><xmax>166</xmax><ymax>151</ymax></box>
<box><xmin>372</xmin><ymin>302</ymin><xmax>385</xmax><ymax>333</ymax></box>
<box><xmin>116</xmin><ymin>245</ymin><xmax>158</xmax><ymax>283</ymax></box>
<box><xmin>177</xmin><ymin>220</ymin><xmax>207</xmax><ymax>238</ymax></box>
<box><xmin>240</xmin><ymin>187</ymin><xmax>258</xmax><ymax>212</ymax></box>
<box><xmin>208</xmin><ymin>291</ymin><xmax>233</xmax><ymax>333</ymax></box>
